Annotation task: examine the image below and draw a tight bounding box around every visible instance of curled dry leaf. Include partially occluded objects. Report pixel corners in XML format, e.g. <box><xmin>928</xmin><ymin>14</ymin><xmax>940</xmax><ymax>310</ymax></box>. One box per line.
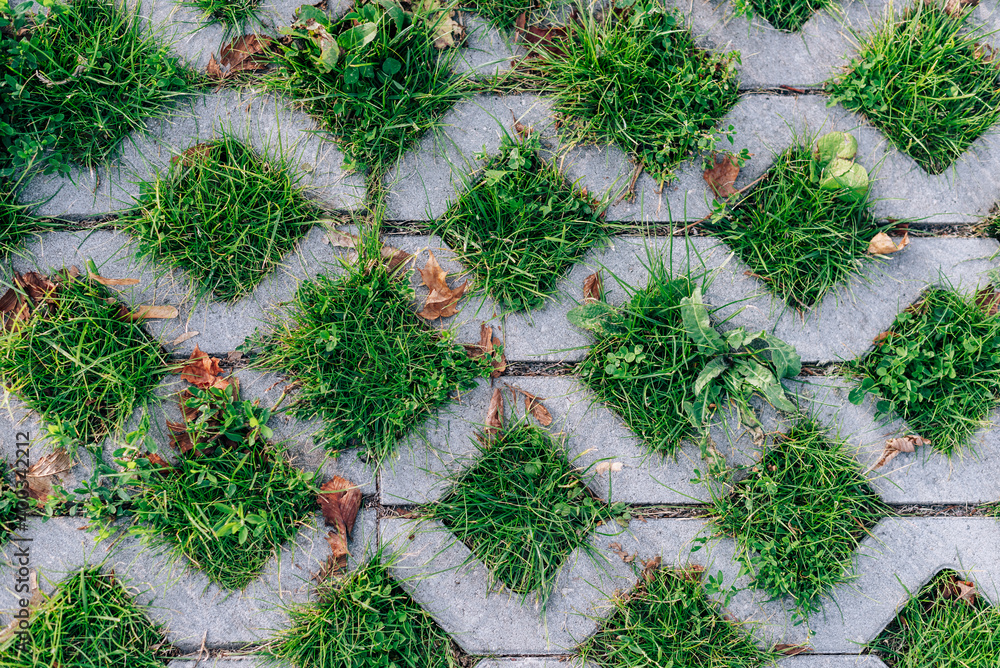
<box><xmin>324</xmin><ymin>229</ymin><xmax>411</xmax><ymax>271</ymax></box>
<box><xmin>178</xmin><ymin>345</ymin><xmax>232</xmax><ymax>390</ymax></box>
<box><xmin>126</xmin><ymin>304</ymin><xmax>179</xmax><ymax>321</ymax></box>
<box><xmin>322</xmin><ymin>530</ymin><xmax>351</xmax><ymax>580</ymax></box>
<box><xmin>464</xmin><ymin>322</ymin><xmax>506</xmax><ymax>378</ymax></box>
<box><xmin>410</xmin><ymin>0</ymin><xmax>465</xmax><ymax>49</ymax></box>
<box><xmin>167</xmin><ymin>420</ymin><xmax>199</xmax><ymax>455</ymax></box>
<box><xmin>137</xmin><ymin>452</ymin><xmax>175</xmax><ymax>473</ymax></box>
<box><xmin>640</xmin><ymin>555</ymin><xmax>662</xmax><ymax>582</ymax></box>
<box><xmin>774</xmin><ymin>644</ymin><xmax>810</xmax><ymax>656</ymax></box>
<box><xmin>514</xmin><ymin>11</ymin><xmax>570</xmax><ymax>56</ymax></box>
<box><xmin>703</xmin><ymin>153</ymin><xmax>740</xmax><ymax>199</ymax></box>
<box><xmin>416</xmin><ymin>250</ymin><xmax>467</xmax><ymax>320</ymax></box>
<box><xmin>583</xmin><ymin>271</ymin><xmax>602</xmax><ymax>303</ymax></box>
<box><xmin>170</xmin><ymin>143</ymin><xmax>213</xmax><ymax>168</ymax></box>
<box><xmin>169</xmin><ymin>331</ymin><xmax>200</xmax><ymax>346</ymax></box>
<box><xmin>507</xmin><ymin>385</ymin><xmax>553</xmax><ymax>426</ymax></box>
<box><xmin>485</xmin><ymin>387</ymin><xmax>504</xmax><ymax>435</ymax></box>
<box><xmin>317</xmin><ymin>476</ymin><xmax>362</xmax><ymax>539</ymax></box>
<box><xmin>941</xmin><ymin>576</ymin><xmax>977</xmax><ymax>606</ymax></box>
<box><xmin>872</xmin><ymin>434</ymin><xmax>931</xmax><ymax>470</ymax></box>
<box><xmin>207</xmin><ymin>34</ymin><xmax>276</xmax><ymax>80</ymax></box>
<box><xmin>87</xmin><ymin>272</ymin><xmax>140</xmax><ymax>286</ymax></box>
<box><xmin>873</xmin><ymin>330</ymin><xmax>895</xmax><ymax>346</ymax></box>
<box><xmin>868</xmin><ymin>231</ymin><xmax>910</xmax><ymax>255</ymax></box>
<box><xmin>26</xmin><ymin>449</ymin><xmax>73</xmax><ymax>502</ymax></box>
<box><xmin>609</xmin><ymin>541</ymin><xmax>635</xmax><ymax>563</ymax></box>
<box><xmin>594</xmin><ymin>461</ymin><xmax>624</xmax><ymax>475</ymax></box>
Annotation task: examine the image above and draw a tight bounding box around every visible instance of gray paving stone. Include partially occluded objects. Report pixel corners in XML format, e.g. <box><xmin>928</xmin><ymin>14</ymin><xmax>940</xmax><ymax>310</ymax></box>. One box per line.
<box><xmin>19</xmin><ymin>90</ymin><xmax>365</xmax><ymax>219</ymax></box>
<box><xmin>0</xmin><ymin>509</ymin><xmax>377</xmax><ymax>650</ymax></box>
<box><xmin>456</xmin><ymin>14</ymin><xmax>518</xmax><ymax>78</ymax></box>
<box><xmin>474</xmin><ymin>660</ymin><xmax>590</xmax><ymax>668</ymax></box>
<box><xmin>779</xmin><ymin>658</ymin><xmax>889</xmax><ymax>668</ymax></box>
<box><xmin>786</xmin><ymin>376</ymin><xmax>1000</xmax><ymax>505</ymax></box>
<box><xmin>380</xmin><ymin>515</ymin><xmax>639</xmax><ymax>654</ymax></box>
<box><xmin>382</xmin><ymin>376</ymin><xmax>791</xmax><ymax>505</ymax></box>
<box><xmin>169</xmin><ymin>658</ymin><xmax>290</xmax><ymax>668</ymax></box>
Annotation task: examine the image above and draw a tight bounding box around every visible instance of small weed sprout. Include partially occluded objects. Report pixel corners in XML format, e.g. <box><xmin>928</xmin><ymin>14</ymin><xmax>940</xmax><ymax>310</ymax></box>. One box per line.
<box><xmin>709</xmin><ymin>421</ymin><xmax>889</xmax><ymax>622</ymax></box>
<box><xmin>870</xmin><ymin>570</ymin><xmax>1000</xmax><ymax>667</ymax></box>
<box><xmin>429</xmin><ymin>422</ymin><xmax>629</xmax><ymax>603</ymax></box>
<box><xmin>731</xmin><ymin>0</ymin><xmax>836</xmax><ymax>32</ymax></box>
<box><xmin>436</xmin><ymin>131</ymin><xmax>610</xmax><ymax>311</ymax></box>
<box><xmin>252</xmin><ymin>262</ymin><xmax>492</xmax><ymax>464</ymax></box>
<box><xmin>263</xmin><ymin>557</ymin><xmax>459</xmax><ymax>668</ymax></box>
<box><xmin>0</xmin><ymin>0</ymin><xmax>192</xmax><ymax>176</ymax></box>
<box><xmin>267</xmin><ymin>1</ymin><xmax>467</xmax><ymax>173</ymax></box>
<box><xmin>581</xmin><ymin>565</ymin><xmax>776</xmax><ymax>668</ymax></box>
<box><xmin>524</xmin><ymin>2</ymin><xmax>741</xmax><ymax>185</ymax></box>
<box><xmin>120</xmin><ymin>136</ymin><xmax>322</xmax><ymax>303</ymax></box>
<box><xmin>0</xmin><ymin>568</ymin><xmax>169</xmax><ymax>667</ymax></box>
<box><xmin>846</xmin><ymin>287</ymin><xmax>1000</xmax><ymax>456</ymax></box>
<box><xmin>826</xmin><ymin>1</ymin><xmax>1000</xmax><ymax>173</ymax></box>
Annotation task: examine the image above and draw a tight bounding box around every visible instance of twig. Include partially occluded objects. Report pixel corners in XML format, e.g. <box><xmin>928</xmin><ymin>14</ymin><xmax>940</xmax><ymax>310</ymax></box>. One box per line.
<box><xmin>613</xmin><ymin>162</ymin><xmax>644</xmax><ymax>205</ymax></box>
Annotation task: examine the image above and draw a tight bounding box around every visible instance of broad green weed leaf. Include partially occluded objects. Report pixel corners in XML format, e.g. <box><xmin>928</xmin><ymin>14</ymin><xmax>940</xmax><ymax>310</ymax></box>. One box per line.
<box><xmin>738</xmin><ymin>361</ymin><xmax>796</xmax><ymax>412</ymax></box>
<box><xmin>694</xmin><ymin>356</ymin><xmax>728</xmax><ymax>395</ymax></box>
<box><xmin>764</xmin><ymin>334</ymin><xmax>802</xmax><ymax>379</ymax></box>
<box><xmin>680</xmin><ymin>287</ymin><xmax>724</xmax><ymax>354</ymax></box>
<box><xmin>567</xmin><ymin>301</ymin><xmax>621</xmax><ymax>336</ymax></box>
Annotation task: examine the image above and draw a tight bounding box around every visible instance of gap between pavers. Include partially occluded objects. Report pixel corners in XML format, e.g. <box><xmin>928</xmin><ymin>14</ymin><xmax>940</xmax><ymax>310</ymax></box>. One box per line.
<box><xmin>379</xmin><ymin>514</ymin><xmax>642</xmax><ymax>655</ymax></box>
<box><xmin>18</xmin><ymin>89</ymin><xmax>365</xmax><ymax>219</ymax></box>
<box><xmin>786</xmin><ymin>376</ymin><xmax>1000</xmax><ymax>504</ymax></box>
<box><xmin>471</xmin><ymin>658</ymin><xmax>889</xmax><ymax>668</ymax></box>
<box><xmin>391</xmin><ymin>233</ymin><xmax>997</xmax><ymax>365</ymax></box>
<box><xmin>7</xmin><ymin>226</ymin><xmax>354</xmax><ymax>356</ymax></box>
<box><xmin>168</xmin><ymin>658</ymin><xmax>291</xmax><ymax>668</ymax></box>
<box><xmin>0</xmin><ymin>510</ymin><xmax>376</xmax><ymax>651</ymax></box>
<box><xmin>384</xmin><ymin>91</ymin><xmax>1000</xmax><ymax>224</ymax></box>
<box><xmin>381</xmin><ymin>376</ymin><xmax>790</xmax><ymax>506</ymax></box>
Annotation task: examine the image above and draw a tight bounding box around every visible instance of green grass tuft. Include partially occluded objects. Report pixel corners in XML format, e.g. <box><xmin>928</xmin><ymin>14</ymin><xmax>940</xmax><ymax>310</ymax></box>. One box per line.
<box><xmin>119</xmin><ymin>135</ymin><xmax>321</xmax><ymax>302</ymax></box>
<box><xmin>576</xmin><ymin>270</ymin><xmax>715</xmax><ymax>456</ymax></box>
<box><xmin>710</xmin><ymin>421</ymin><xmax>888</xmax><ymax>621</ymax></box>
<box><xmin>582</xmin><ymin>566</ymin><xmax>776</xmax><ymax>668</ymax></box>
<box><xmin>265</xmin><ymin>1</ymin><xmax>467</xmax><ymax>173</ymax></box>
<box><xmin>252</xmin><ymin>263</ymin><xmax>490</xmax><ymax>465</ymax></box>
<box><xmin>732</xmin><ymin>0</ymin><xmax>835</xmax><ymax>32</ymax></box>
<box><xmin>0</xmin><ymin>0</ymin><xmax>192</xmax><ymax>173</ymax></box>
<box><xmin>436</xmin><ymin>132</ymin><xmax>610</xmax><ymax>311</ymax></box>
<box><xmin>826</xmin><ymin>2</ymin><xmax>1000</xmax><ymax>174</ymax></box>
<box><xmin>182</xmin><ymin>0</ymin><xmax>262</xmax><ymax>31</ymax></box>
<box><xmin>0</xmin><ymin>184</ymin><xmax>33</xmax><ymax>258</ymax></box>
<box><xmin>525</xmin><ymin>4</ymin><xmax>740</xmax><ymax>185</ymax></box>
<box><xmin>429</xmin><ymin>422</ymin><xmax>628</xmax><ymax>600</ymax></box>
<box><xmin>0</xmin><ymin>568</ymin><xmax>168</xmax><ymax>667</ymax></box>
<box><xmin>462</xmin><ymin>0</ymin><xmax>534</xmax><ymax>30</ymax></box>
<box><xmin>0</xmin><ymin>272</ymin><xmax>166</xmax><ymax>452</ymax></box>
<box><xmin>846</xmin><ymin>287</ymin><xmax>1000</xmax><ymax>456</ymax></box>
<box><xmin>123</xmin><ymin>385</ymin><xmax>317</xmax><ymax>590</ymax></box>
<box><xmin>262</xmin><ymin>557</ymin><xmax>459</xmax><ymax>668</ymax></box>
<box><xmin>702</xmin><ymin>145</ymin><xmax>886</xmax><ymax>308</ymax></box>
<box><xmin>870</xmin><ymin>570</ymin><xmax>1000</xmax><ymax>667</ymax></box>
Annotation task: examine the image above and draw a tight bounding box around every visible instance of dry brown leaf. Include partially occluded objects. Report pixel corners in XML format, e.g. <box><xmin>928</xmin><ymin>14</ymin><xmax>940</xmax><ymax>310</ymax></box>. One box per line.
<box><xmin>518</xmin><ymin>388</ymin><xmax>552</xmax><ymax>426</ymax></box>
<box><xmin>594</xmin><ymin>461</ymin><xmax>624</xmax><ymax>475</ymax></box>
<box><xmin>325</xmin><ymin>230</ymin><xmax>363</xmax><ymax>248</ymax></box>
<box><xmin>873</xmin><ymin>331</ymin><xmax>895</xmax><ymax>346</ymax></box>
<box><xmin>138</xmin><ymin>452</ymin><xmax>175</xmax><ymax>473</ymax></box>
<box><xmin>609</xmin><ymin>541</ymin><xmax>635</xmax><ymax>563</ymax></box>
<box><xmin>324</xmin><ymin>230</ymin><xmax>410</xmax><ymax>271</ymax></box>
<box><xmin>170</xmin><ymin>143</ymin><xmax>213</xmax><ymax>168</ymax></box>
<box><xmin>322</xmin><ymin>529</ymin><xmax>350</xmax><ymax>579</ymax></box>
<box><xmin>868</xmin><ymin>231</ymin><xmax>910</xmax><ymax>255</ymax></box>
<box><xmin>208</xmin><ymin>34</ymin><xmax>276</xmax><ymax>80</ymax></box>
<box><xmin>206</xmin><ymin>54</ymin><xmax>223</xmax><ymax>79</ymax></box>
<box><xmin>872</xmin><ymin>434</ymin><xmax>931</xmax><ymax>470</ymax></box>
<box><xmin>774</xmin><ymin>644</ymin><xmax>810</xmax><ymax>656</ymax></box>
<box><xmin>169</xmin><ymin>331</ymin><xmax>200</xmax><ymax>346</ymax></box>
<box><xmin>943</xmin><ymin>0</ymin><xmax>979</xmax><ymax>17</ymax></box>
<box><xmin>177</xmin><ymin>345</ymin><xmax>231</xmax><ymax>390</ymax></box>
<box><xmin>16</xmin><ymin>271</ymin><xmax>57</xmax><ymax>306</ymax></box>
<box><xmin>583</xmin><ymin>271</ymin><xmax>602</xmax><ymax>303</ymax></box>
<box><xmin>975</xmin><ymin>284</ymin><xmax>1000</xmax><ymax>317</ymax></box>
<box><xmin>485</xmin><ymin>387</ymin><xmax>504</xmax><ymax>435</ymax></box>
<box><xmin>514</xmin><ymin>11</ymin><xmax>570</xmax><ymax>56</ymax></box>
<box><xmin>125</xmin><ymin>304</ymin><xmax>179</xmax><ymax>321</ymax></box>
<box><xmin>942</xmin><ymin>576</ymin><xmax>978</xmax><ymax>606</ymax></box>
<box><xmin>641</xmin><ymin>555</ymin><xmax>662</xmax><ymax>582</ymax></box>
<box><xmin>317</xmin><ymin>476</ymin><xmax>362</xmax><ymax>539</ymax></box>
<box><xmin>463</xmin><ymin>323</ymin><xmax>506</xmax><ymax>378</ymax></box>
<box><xmin>26</xmin><ymin>449</ymin><xmax>73</xmax><ymax>502</ymax></box>
<box><xmin>167</xmin><ymin>420</ymin><xmax>199</xmax><ymax>455</ymax></box>
<box><xmin>416</xmin><ymin>251</ymin><xmax>468</xmax><ymax>320</ymax></box>
<box><xmin>88</xmin><ymin>272</ymin><xmax>140</xmax><ymax>286</ymax></box>
<box><xmin>703</xmin><ymin>153</ymin><xmax>740</xmax><ymax>199</ymax></box>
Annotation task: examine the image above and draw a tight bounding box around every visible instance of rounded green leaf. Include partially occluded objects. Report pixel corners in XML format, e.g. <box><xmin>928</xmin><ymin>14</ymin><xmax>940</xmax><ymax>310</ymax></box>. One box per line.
<box><xmin>381</xmin><ymin>57</ymin><xmax>401</xmax><ymax>76</ymax></box>
<box><xmin>819</xmin><ymin>159</ymin><xmax>869</xmax><ymax>203</ymax></box>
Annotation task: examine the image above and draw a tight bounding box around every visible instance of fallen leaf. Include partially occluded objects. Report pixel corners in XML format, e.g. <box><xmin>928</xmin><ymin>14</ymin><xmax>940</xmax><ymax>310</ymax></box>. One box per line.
<box><xmin>88</xmin><ymin>272</ymin><xmax>140</xmax><ymax>286</ymax></box>
<box><xmin>177</xmin><ymin>345</ymin><xmax>231</xmax><ymax>390</ymax></box>
<box><xmin>167</xmin><ymin>420</ymin><xmax>199</xmax><ymax>455</ymax></box>
<box><xmin>873</xmin><ymin>331</ymin><xmax>895</xmax><ymax>346</ymax></box>
<box><xmin>464</xmin><ymin>323</ymin><xmax>506</xmax><ymax>378</ymax></box>
<box><xmin>125</xmin><ymin>304</ymin><xmax>179</xmax><ymax>321</ymax></box>
<box><xmin>138</xmin><ymin>452</ymin><xmax>175</xmax><ymax>473</ymax></box>
<box><xmin>774</xmin><ymin>643</ymin><xmax>810</xmax><ymax>656</ymax></box>
<box><xmin>325</xmin><ymin>230</ymin><xmax>411</xmax><ymax>271</ymax></box>
<box><xmin>594</xmin><ymin>461</ymin><xmax>624</xmax><ymax>475</ymax></box>
<box><xmin>16</xmin><ymin>271</ymin><xmax>57</xmax><ymax>306</ymax></box>
<box><xmin>975</xmin><ymin>284</ymin><xmax>1000</xmax><ymax>316</ymax></box>
<box><xmin>208</xmin><ymin>34</ymin><xmax>276</xmax><ymax>79</ymax></box>
<box><xmin>942</xmin><ymin>576</ymin><xmax>977</xmax><ymax>606</ymax></box>
<box><xmin>485</xmin><ymin>388</ymin><xmax>504</xmax><ymax>435</ymax></box>
<box><xmin>868</xmin><ymin>231</ymin><xmax>910</xmax><ymax>255</ymax></box>
<box><xmin>412</xmin><ymin>0</ymin><xmax>465</xmax><ymax>49</ymax></box>
<box><xmin>609</xmin><ymin>542</ymin><xmax>635</xmax><ymax>563</ymax></box>
<box><xmin>514</xmin><ymin>12</ymin><xmax>570</xmax><ymax>56</ymax></box>
<box><xmin>416</xmin><ymin>251</ymin><xmax>467</xmax><ymax>320</ymax></box>
<box><xmin>170</xmin><ymin>143</ymin><xmax>214</xmax><ymax>168</ymax></box>
<box><xmin>583</xmin><ymin>271</ymin><xmax>602</xmax><ymax>302</ymax></box>
<box><xmin>641</xmin><ymin>555</ymin><xmax>661</xmax><ymax>582</ymax></box>
<box><xmin>26</xmin><ymin>449</ymin><xmax>73</xmax><ymax>502</ymax></box>
<box><xmin>325</xmin><ymin>230</ymin><xmax>363</xmax><ymax>248</ymax></box>
<box><xmin>317</xmin><ymin>476</ymin><xmax>362</xmax><ymax>539</ymax></box>
<box><xmin>322</xmin><ymin>529</ymin><xmax>350</xmax><ymax>579</ymax></box>
<box><xmin>943</xmin><ymin>0</ymin><xmax>978</xmax><ymax>17</ymax></box>
<box><xmin>169</xmin><ymin>331</ymin><xmax>200</xmax><ymax>346</ymax></box>
<box><xmin>703</xmin><ymin>153</ymin><xmax>740</xmax><ymax>199</ymax></box>
<box><xmin>505</xmin><ymin>385</ymin><xmax>553</xmax><ymax>426</ymax></box>
<box><xmin>872</xmin><ymin>434</ymin><xmax>930</xmax><ymax>469</ymax></box>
